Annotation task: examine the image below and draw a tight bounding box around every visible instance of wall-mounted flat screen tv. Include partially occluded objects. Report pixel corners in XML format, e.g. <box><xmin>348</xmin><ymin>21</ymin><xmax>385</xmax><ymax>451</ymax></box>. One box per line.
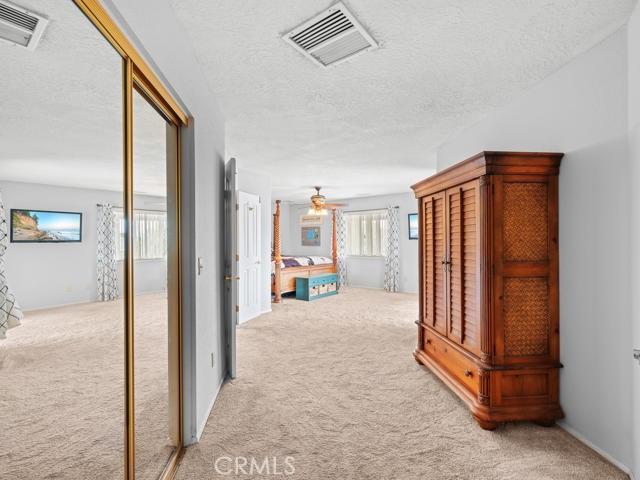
<box><xmin>10</xmin><ymin>209</ymin><xmax>82</xmax><ymax>243</ymax></box>
<box><xmin>408</xmin><ymin>213</ymin><xmax>418</xmax><ymax>240</ymax></box>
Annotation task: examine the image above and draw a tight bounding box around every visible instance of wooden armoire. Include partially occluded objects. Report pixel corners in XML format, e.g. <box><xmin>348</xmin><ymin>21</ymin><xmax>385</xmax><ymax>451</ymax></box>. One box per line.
<box><xmin>411</xmin><ymin>151</ymin><xmax>563</xmax><ymax>430</ymax></box>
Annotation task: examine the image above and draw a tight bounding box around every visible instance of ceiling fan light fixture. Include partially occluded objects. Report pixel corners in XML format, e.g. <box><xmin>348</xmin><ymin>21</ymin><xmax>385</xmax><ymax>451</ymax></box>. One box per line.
<box><xmin>308</xmin><ymin>206</ymin><xmax>328</xmax><ymax>216</ymax></box>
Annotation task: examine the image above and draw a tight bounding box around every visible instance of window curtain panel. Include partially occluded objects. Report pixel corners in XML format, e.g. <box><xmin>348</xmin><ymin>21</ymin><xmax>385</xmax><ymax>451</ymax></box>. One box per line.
<box><xmin>336</xmin><ymin>209</ymin><xmax>347</xmax><ymax>287</ymax></box>
<box><xmin>384</xmin><ymin>206</ymin><xmax>401</xmax><ymax>292</ymax></box>
<box><xmin>97</xmin><ymin>204</ymin><xmax>119</xmax><ymax>301</ymax></box>
<box><xmin>0</xmin><ymin>191</ymin><xmax>23</xmax><ymax>339</ymax></box>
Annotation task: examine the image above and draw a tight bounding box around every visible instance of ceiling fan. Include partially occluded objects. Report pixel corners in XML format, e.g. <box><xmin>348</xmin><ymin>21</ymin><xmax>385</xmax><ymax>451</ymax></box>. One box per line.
<box><xmin>307</xmin><ymin>186</ymin><xmax>347</xmax><ymax>215</ymax></box>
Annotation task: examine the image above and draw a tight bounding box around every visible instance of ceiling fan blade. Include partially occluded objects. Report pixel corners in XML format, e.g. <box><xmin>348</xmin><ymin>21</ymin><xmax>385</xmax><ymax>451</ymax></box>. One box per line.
<box><xmin>323</xmin><ymin>202</ymin><xmax>348</xmax><ymax>208</ymax></box>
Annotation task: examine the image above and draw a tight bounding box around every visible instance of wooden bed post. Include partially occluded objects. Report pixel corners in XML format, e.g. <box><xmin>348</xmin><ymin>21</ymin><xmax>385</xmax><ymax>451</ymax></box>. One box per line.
<box><xmin>332</xmin><ymin>208</ymin><xmax>338</xmax><ymax>268</ymax></box>
<box><xmin>273</xmin><ymin>200</ymin><xmax>282</xmax><ymax>303</ymax></box>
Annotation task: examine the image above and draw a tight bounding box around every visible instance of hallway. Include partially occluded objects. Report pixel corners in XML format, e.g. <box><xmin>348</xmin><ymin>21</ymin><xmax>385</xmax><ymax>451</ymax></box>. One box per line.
<box><xmin>176</xmin><ymin>288</ymin><xmax>624</xmax><ymax>480</ymax></box>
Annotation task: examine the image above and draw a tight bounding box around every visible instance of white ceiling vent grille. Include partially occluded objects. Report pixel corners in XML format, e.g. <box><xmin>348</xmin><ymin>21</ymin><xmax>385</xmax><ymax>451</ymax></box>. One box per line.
<box><xmin>0</xmin><ymin>0</ymin><xmax>48</xmax><ymax>51</ymax></box>
<box><xmin>283</xmin><ymin>2</ymin><xmax>377</xmax><ymax>67</ymax></box>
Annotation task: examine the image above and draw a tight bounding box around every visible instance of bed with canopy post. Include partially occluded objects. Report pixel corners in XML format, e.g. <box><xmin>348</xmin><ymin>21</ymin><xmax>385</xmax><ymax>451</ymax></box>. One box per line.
<box><xmin>272</xmin><ymin>200</ymin><xmax>338</xmax><ymax>303</ymax></box>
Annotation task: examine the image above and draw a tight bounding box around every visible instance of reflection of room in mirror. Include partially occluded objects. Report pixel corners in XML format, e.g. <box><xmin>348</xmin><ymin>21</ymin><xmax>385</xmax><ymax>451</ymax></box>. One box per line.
<box><xmin>0</xmin><ymin>1</ymin><xmax>127</xmax><ymax>479</ymax></box>
<box><xmin>0</xmin><ymin>2</ymin><xmax>177</xmax><ymax>479</ymax></box>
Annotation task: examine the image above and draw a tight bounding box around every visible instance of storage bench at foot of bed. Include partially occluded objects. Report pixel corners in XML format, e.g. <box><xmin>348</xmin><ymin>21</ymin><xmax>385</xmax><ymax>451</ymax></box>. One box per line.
<box><xmin>295</xmin><ymin>273</ymin><xmax>338</xmax><ymax>301</ymax></box>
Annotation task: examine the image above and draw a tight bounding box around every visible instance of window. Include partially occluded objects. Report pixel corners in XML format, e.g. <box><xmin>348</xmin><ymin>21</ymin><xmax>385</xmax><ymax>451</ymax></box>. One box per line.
<box><xmin>114</xmin><ymin>209</ymin><xmax>167</xmax><ymax>261</ymax></box>
<box><xmin>345</xmin><ymin>209</ymin><xmax>388</xmax><ymax>257</ymax></box>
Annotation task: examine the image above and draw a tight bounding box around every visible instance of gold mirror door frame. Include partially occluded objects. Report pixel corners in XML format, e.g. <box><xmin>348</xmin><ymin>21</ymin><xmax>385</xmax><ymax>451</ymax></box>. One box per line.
<box><xmin>74</xmin><ymin>2</ymin><xmax>188</xmax><ymax>479</ymax></box>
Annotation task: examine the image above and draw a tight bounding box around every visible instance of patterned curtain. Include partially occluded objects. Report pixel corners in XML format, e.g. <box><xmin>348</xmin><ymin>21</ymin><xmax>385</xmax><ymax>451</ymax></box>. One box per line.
<box><xmin>0</xmin><ymin>191</ymin><xmax>23</xmax><ymax>339</ymax></box>
<box><xmin>336</xmin><ymin>209</ymin><xmax>347</xmax><ymax>287</ymax></box>
<box><xmin>97</xmin><ymin>204</ymin><xmax>119</xmax><ymax>301</ymax></box>
<box><xmin>384</xmin><ymin>206</ymin><xmax>401</xmax><ymax>292</ymax></box>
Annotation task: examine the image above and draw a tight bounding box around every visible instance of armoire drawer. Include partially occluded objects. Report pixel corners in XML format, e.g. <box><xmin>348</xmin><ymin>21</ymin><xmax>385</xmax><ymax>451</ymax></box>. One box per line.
<box><xmin>424</xmin><ymin>332</ymin><xmax>479</xmax><ymax>396</ymax></box>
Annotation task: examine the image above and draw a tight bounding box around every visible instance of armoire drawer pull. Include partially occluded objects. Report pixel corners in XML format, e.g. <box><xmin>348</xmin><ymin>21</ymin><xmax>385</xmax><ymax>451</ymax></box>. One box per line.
<box><xmin>464</xmin><ymin>369</ymin><xmax>472</xmax><ymax>378</ymax></box>
<box><xmin>426</xmin><ymin>338</ymin><xmax>431</xmax><ymax>344</ymax></box>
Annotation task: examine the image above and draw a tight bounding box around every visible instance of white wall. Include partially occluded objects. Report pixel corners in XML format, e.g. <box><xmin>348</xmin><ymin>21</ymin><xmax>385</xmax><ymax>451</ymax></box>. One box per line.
<box><xmin>239</xmin><ymin>168</ymin><xmax>272</xmax><ymax>314</ymax></box>
<box><xmin>102</xmin><ymin>0</ymin><xmax>227</xmax><ymax>443</ymax></box>
<box><xmin>283</xmin><ymin>192</ymin><xmax>419</xmax><ymax>294</ymax></box>
<box><xmin>628</xmin><ymin>2</ymin><xmax>640</xmax><ymax>478</ymax></box>
<box><xmin>1</xmin><ymin>180</ymin><xmax>166</xmax><ymax>310</ymax></box>
<box><xmin>437</xmin><ymin>29</ymin><xmax>633</xmax><ymax>473</ymax></box>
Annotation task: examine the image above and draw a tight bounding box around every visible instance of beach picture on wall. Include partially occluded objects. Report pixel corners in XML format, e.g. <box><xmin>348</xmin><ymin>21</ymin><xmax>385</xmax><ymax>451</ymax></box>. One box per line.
<box><xmin>301</xmin><ymin>226</ymin><xmax>321</xmax><ymax>246</ymax></box>
<box><xmin>408</xmin><ymin>213</ymin><xmax>418</xmax><ymax>240</ymax></box>
<box><xmin>11</xmin><ymin>209</ymin><xmax>82</xmax><ymax>242</ymax></box>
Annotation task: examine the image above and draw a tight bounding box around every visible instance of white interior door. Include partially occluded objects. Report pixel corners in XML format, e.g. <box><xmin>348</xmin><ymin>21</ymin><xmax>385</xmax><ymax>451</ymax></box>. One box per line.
<box><xmin>238</xmin><ymin>191</ymin><xmax>261</xmax><ymax>323</ymax></box>
<box><xmin>224</xmin><ymin>158</ymin><xmax>238</xmax><ymax>379</ymax></box>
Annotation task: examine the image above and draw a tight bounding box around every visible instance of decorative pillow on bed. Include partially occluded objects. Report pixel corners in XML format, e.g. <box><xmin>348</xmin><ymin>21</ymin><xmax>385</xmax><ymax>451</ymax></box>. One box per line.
<box><xmin>282</xmin><ymin>256</ymin><xmax>308</xmax><ymax>268</ymax></box>
<box><xmin>307</xmin><ymin>256</ymin><xmax>332</xmax><ymax>265</ymax></box>
<box><xmin>276</xmin><ymin>256</ymin><xmax>333</xmax><ymax>270</ymax></box>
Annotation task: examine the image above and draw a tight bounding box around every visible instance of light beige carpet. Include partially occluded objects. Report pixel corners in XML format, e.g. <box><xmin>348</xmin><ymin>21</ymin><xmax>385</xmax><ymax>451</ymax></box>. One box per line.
<box><xmin>0</xmin><ymin>293</ymin><xmax>173</xmax><ymax>480</ymax></box>
<box><xmin>176</xmin><ymin>287</ymin><xmax>626</xmax><ymax>480</ymax></box>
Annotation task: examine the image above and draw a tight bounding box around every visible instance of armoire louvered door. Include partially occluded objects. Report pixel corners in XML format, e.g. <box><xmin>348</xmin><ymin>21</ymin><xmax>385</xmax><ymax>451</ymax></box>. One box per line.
<box><xmin>422</xmin><ymin>191</ymin><xmax>447</xmax><ymax>336</ymax></box>
<box><xmin>446</xmin><ymin>181</ymin><xmax>481</xmax><ymax>357</ymax></box>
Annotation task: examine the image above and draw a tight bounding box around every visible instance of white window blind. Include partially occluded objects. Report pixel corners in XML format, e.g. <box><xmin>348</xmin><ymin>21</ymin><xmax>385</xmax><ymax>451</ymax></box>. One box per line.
<box><xmin>114</xmin><ymin>209</ymin><xmax>167</xmax><ymax>261</ymax></box>
<box><xmin>345</xmin><ymin>209</ymin><xmax>388</xmax><ymax>257</ymax></box>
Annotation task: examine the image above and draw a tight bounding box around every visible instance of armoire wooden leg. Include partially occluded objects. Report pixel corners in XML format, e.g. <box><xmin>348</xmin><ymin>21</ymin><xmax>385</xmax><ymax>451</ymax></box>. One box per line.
<box><xmin>534</xmin><ymin>419</ymin><xmax>556</xmax><ymax>428</ymax></box>
<box><xmin>475</xmin><ymin>417</ymin><xmax>498</xmax><ymax>431</ymax></box>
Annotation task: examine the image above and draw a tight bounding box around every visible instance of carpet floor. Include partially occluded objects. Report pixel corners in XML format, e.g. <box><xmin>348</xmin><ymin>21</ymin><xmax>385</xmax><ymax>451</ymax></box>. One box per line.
<box><xmin>176</xmin><ymin>287</ymin><xmax>626</xmax><ymax>480</ymax></box>
<box><xmin>0</xmin><ymin>293</ymin><xmax>174</xmax><ymax>480</ymax></box>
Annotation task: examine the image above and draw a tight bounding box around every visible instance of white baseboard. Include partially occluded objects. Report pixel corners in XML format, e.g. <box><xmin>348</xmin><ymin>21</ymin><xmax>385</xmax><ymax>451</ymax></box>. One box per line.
<box><xmin>196</xmin><ymin>376</ymin><xmax>225</xmax><ymax>442</ymax></box>
<box><xmin>343</xmin><ymin>284</ymin><xmax>417</xmax><ymax>294</ymax></box>
<box><xmin>23</xmin><ymin>290</ymin><xmax>166</xmax><ymax>314</ymax></box>
<box><xmin>344</xmin><ymin>284</ymin><xmax>384</xmax><ymax>290</ymax></box>
<box><xmin>23</xmin><ymin>299</ymin><xmax>97</xmax><ymax>313</ymax></box>
<box><xmin>239</xmin><ymin>308</ymin><xmax>272</xmax><ymax>325</ymax></box>
<box><xmin>558</xmin><ymin>421</ymin><xmax>634</xmax><ymax>479</ymax></box>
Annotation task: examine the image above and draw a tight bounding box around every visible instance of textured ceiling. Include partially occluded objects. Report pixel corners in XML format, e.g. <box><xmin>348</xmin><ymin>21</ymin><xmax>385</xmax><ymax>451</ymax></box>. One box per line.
<box><xmin>169</xmin><ymin>0</ymin><xmax>635</xmax><ymax>201</ymax></box>
<box><xmin>0</xmin><ymin>1</ymin><xmax>167</xmax><ymax>197</ymax></box>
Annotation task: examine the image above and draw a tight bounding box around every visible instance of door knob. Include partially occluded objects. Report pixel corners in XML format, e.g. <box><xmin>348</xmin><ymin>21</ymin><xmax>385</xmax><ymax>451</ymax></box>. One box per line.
<box><xmin>634</xmin><ymin>349</ymin><xmax>640</xmax><ymax>365</ymax></box>
<box><xmin>224</xmin><ymin>275</ymin><xmax>240</xmax><ymax>281</ymax></box>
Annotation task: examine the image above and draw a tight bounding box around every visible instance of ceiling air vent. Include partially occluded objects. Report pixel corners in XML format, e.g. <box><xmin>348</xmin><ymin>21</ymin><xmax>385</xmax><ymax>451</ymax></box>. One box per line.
<box><xmin>0</xmin><ymin>0</ymin><xmax>48</xmax><ymax>51</ymax></box>
<box><xmin>283</xmin><ymin>2</ymin><xmax>377</xmax><ymax>67</ymax></box>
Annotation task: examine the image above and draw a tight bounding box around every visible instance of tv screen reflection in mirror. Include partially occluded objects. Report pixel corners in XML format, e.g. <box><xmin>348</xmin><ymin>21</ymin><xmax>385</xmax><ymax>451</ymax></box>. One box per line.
<box><xmin>10</xmin><ymin>209</ymin><xmax>82</xmax><ymax>243</ymax></box>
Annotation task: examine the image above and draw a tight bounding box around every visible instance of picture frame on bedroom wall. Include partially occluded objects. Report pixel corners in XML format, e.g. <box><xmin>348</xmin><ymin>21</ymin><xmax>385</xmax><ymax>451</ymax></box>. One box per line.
<box><xmin>300</xmin><ymin>214</ymin><xmax>323</xmax><ymax>226</ymax></box>
<box><xmin>301</xmin><ymin>226</ymin><xmax>321</xmax><ymax>246</ymax></box>
<box><xmin>408</xmin><ymin>213</ymin><xmax>418</xmax><ymax>240</ymax></box>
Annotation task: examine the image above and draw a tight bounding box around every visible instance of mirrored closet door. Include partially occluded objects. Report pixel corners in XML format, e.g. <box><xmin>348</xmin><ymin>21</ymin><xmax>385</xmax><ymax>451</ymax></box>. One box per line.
<box><xmin>131</xmin><ymin>88</ymin><xmax>181</xmax><ymax>480</ymax></box>
<box><xmin>0</xmin><ymin>1</ymin><xmax>186</xmax><ymax>479</ymax></box>
<box><xmin>0</xmin><ymin>1</ymin><xmax>125</xmax><ymax>479</ymax></box>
